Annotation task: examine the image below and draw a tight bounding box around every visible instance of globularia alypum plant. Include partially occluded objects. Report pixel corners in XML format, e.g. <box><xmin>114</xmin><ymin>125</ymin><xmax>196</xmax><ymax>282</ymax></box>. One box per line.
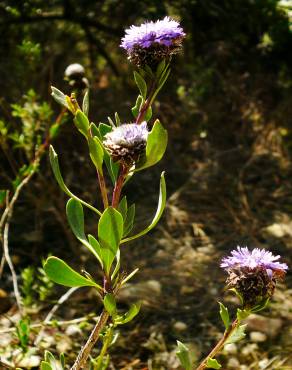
<box><xmin>177</xmin><ymin>247</ymin><xmax>288</xmax><ymax>370</ymax></box>
<box><xmin>43</xmin><ymin>17</ymin><xmax>185</xmax><ymax>369</ymax></box>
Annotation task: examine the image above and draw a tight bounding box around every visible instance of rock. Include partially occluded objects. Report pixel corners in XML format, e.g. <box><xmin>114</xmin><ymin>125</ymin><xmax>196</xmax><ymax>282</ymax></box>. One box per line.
<box><xmin>259</xmin><ymin>359</ymin><xmax>270</xmax><ymax>369</ymax></box>
<box><xmin>241</xmin><ymin>343</ymin><xmax>258</xmax><ymax>356</ymax></box>
<box><xmin>118</xmin><ymin>280</ymin><xmax>161</xmax><ymax>303</ymax></box>
<box><xmin>18</xmin><ymin>355</ymin><xmax>41</xmax><ymax>367</ymax></box>
<box><xmin>250</xmin><ymin>331</ymin><xmax>267</xmax><ymax>342</ymax></box>
<box><xmin>56</xmin><ymin>337</ymin><xmax>72</xmax><ymax>353</ymax></box>
<box><xmin>263</xmin><ymin>222</ymin><xmax>292</xmax><ymax>238</ymax></box>
<box><xmin>65</xmin><ymin>324</ymin><xmax>82</xmax><ymax>336</ymax></box>
<box><xmin>227</xmin><ymin>357</ymin><xmax>240</xmax><ymax>368</ymax></box>
<box><xmin>173</xmin><ymin>321</ymin><xmax>187</xmax><ymax>331</ymax></box>
<box><xmin>246</xmin><ymin>314</ymin><xmax>282</xmax><ymax>337</ymax></box>
<box><xmin>224</xmin><ymin>343</ymin><xmax>237</xmax><ymax>354</ymax></box>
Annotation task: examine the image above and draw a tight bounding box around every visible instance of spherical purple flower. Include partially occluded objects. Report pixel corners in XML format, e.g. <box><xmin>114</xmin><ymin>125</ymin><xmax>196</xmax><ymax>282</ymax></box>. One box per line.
<box><xmin>121</xmin><ymin>17</ymin><xmax>186</xmax><ymax>66</ymax></box>
<box><xmin>221</xmin><ymin>247</ymin><xmax>287</xmax><ymax>308</ymax></box>
<box><xmin>221</xmin><ymin>246</ymin><xmax>288</xmax><ymax>275</ymax></box>
<box><xmin>103</xmin><ymin>122</ymin><xmax>148</xmax><ymax>165</ymax></box>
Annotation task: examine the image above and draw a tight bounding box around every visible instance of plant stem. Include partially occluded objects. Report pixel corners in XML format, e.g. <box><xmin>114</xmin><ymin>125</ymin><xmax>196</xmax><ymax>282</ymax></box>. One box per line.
<box><xmin>111</xmin><ymin>164</ymin><xmax>128</xmax><ymax>208</ymax></box>
<box><xmin>135</xmin><ymin>80</ymin><xmax>156</xmax><ymax>125</ymax></box>
<box><xmin>94</xmin><ymin>325</ymin><xmax>114</xmax><ymax>370</ymax></box>
<box><xmin>97</xmin><ymin>171</ymin><xmax>109</xmax><ymax>209</ymax></box>
<box><xmin>1</xmin><ymin>170</ymin><xmax>36</xmax><ymax>311</ymax></box>
<box><xmin>88</xmin><ymin>123</ymin><xmax>109</xmax><ymax>210</ymax></box>
<box><xmin>195</xmin><ymin>319</ymin><xmax>239</xmax><ymax>370</ymax></box>
<box><xmin>71</xmin><ymin>310</ymin><xmax>109</xmax><ymax>370</ymax></box>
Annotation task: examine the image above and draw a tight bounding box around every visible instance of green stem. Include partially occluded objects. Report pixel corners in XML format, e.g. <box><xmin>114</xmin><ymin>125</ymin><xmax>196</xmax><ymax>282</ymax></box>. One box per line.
<box><xmin>94</xmin><ymin>325</ymin><xmax>114</xmax><ymax>370</ymax></box>
<box><xmin>195</xmin><ymin>319</ymin><xmax>239</xmax><ymax>370</ymax></box>
<box><xmin>88</xmin><ymin>123</ymin><xmax>109</xmax><ymax>210</ymax></box>
<box><xmin>135</xmin><ymin>63</ymin><xmax>169</xmax><ymax>124</ymax></box>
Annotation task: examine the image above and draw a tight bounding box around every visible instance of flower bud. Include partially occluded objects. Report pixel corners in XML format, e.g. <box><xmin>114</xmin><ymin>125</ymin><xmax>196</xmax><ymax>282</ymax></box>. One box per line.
<box><xmin>64</xmin><ymin>63</ymin><xmax>89</xmax><ymax>90</ymax></box>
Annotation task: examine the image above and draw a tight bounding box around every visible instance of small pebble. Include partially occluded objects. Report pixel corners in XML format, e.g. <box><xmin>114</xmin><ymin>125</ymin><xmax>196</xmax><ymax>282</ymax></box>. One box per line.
<box><xmin>259</xmin><ymin>359</ymin><xmax>269</xmax><ymax>369</ymax></box>
<box><xmin>241</xmin><ymin>343</ymin><xmax>258</xmax><ymax>356</ymax></box>
<box><xmin>227</xmin><ymin>357</ymin><xmax>240</xmax><ymax>368</ymax></box>
<box><xmin>250</xmin><ymin>331</ymin><xmax>267</xmax><ymax>342</ymax></box>
<box><xmin>173</xmin><ymin>321</ymin><xmax>187</xmax><ymax>331</ymax></box>
<box><xmin>224</xmin><ymin>343</ymin><xmax>237</xmax><ymax>354</ymax></box>
<box><xmin>18</xmin><ymin>355</ymin><xmax>40</xmax><ymax>367</ymax></box>
<box><xmin>65</xmin><ymin>324</ymin><xmax>82</xmax><ymax>336</ymax></box>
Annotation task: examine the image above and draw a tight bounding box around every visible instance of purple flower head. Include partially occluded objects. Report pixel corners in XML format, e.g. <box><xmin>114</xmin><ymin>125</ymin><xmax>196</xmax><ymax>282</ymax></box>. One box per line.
<box><xmin>121</xmin><ymin>17</ymin><xmax>185</xmax><ymax>51</ymax></box>
<box><xmin>103</xmin><ymin>122</ymin><xmax>148</xmax><ymax>164</ymax></box>
<box><xmin>221</xmin><ymin>246</ymin><xmax>288</xmax><ymax>275</ymax></box>
<box><xmin>104</xmin><ymin>122</ymin><xmax>148</xmax><ymax>147</ymax></box>
<box><xmin>120</xmin><ymin>17</ymin><xmax>185</xmax><ymax>66</ymax></box>
<box><xmin>221</xmin><ymin>247</ymin><xmax>288</xmax><ymax>307</ymax></box>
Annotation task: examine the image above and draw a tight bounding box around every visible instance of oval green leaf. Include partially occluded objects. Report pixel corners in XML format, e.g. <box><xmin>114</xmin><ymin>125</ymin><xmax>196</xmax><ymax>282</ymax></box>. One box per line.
<box><xmin>135</xmin><ymin>119</ymin><xmax>168</xmax><ymax>171</ymax></box>
<box><xmin>88</xmin><ymin>136</ymin><xmax>104</xmax><ymax>172</ymax></box>
<box><xmin>98</xmin><ymin>207</ymin><xmax>123</xmax><ymax>252</ymax></box>
<box><xmin>134</xmin><ymin>71</ymin><xmax>147</xmax><ymax>99</ymax></box>
<box><xmin>176</xmin><ymin>341</ymin><xmax>192</xmax><ymax>370</ymax></box>
<box><xmin>44</xmin><ymin>256</ymin><xmax>98</xmax><ymax>288</ymax></box>
<box><xmin>103</xmin><ymin>293</ymin><xmax>117</xmax><ymax>316</ymax></box>
<box><xmin>219</xmin><ymin>302</ymin><xmax>230</xmax><ymax>329</ymax></box>
<box><xmin>51</xmin><ymin>86</ymin><xmax>70</xmax><ymax>111</ymax></box>
<box><xmin>74</xmin><ymin>109</ymin><xmax>89</xmax><ymax>138</ymax></box>
<box><xmin>82</xmin><ymin>89</ymin><xmax>89</xmax><ymax>116</ymax></box>
<box><xmin>115</xmin><ymin>302</ymin><xmax>141</xmax><ymax>325</ymax></box>
<box><xmin>66</xmin><ymin>198</ymin><xmax>86</xmax><ymax>242</ymax></box>
<box><xmin>49</xmin><ymin>145</ymin><xmax>101</xmax><ymax>216</ymax></box>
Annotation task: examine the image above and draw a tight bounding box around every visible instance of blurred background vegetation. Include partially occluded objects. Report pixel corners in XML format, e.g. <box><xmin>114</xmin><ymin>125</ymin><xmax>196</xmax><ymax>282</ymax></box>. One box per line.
<box><xmin>0</xmin><ymin>0</ymin><xmax>292</xmax><ymax>368</ymax></box>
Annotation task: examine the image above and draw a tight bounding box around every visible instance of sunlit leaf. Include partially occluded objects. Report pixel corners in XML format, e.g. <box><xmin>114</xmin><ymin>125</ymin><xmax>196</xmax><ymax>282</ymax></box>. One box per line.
<box><xmin>236</xmin><ymin>308</ymin><xmax>250</xmax><ymax>322</ymax></box>
<box><xmin>88</xmin><ymin>136</ymin><xmax>104</xmax><ymax>172</ymax></box>
<box><xmin>104</xmin><ymin>293</ymin><xmax>117</xmax><ymax>316</ymax></box>
<box><xmin>98</xmin><ymin>207</ymin><xmax>123</xmax><ymax>274</ymax></box>
<box><xmin>82</xmin><ymin>89</ymin><xmax>89</xmax><ymax>116</ymax></box>
<box><xmin>98</xmin><ymin>207</ymin><xmax>123</xmax><ymax>251</ymax></box>
<box><xmin>66</xmin><ymin>198</ymin><xmax>86</xmax><ymax>242</ymax></box>
<box><xmin>98</xmin><ymin>123</ymin><xmax>119</xmax><ymax>184</ymax></box>
<box><xmin>74</xmin><ymin>109</ymin><xmax>89</xmax><ymax>138</ymax></box>
<box><xmin>88</xmin><ymin>234</ymin><xmax>103</xmax><ymax>268</ymax></box>
<box><xmin>219</xmin><ymin>302</ymin><xmax>230</xmax><ymax>329</ymax></box>
<box><xmin>51</xmin><ymin>86</ymin><xmax>70</xmax><ymax>111</ymax></box>
<box><xmin>225</xmin><ymin>324</ymin><xmax>247</xmax><ymax>345</ymax></box>
<box><xmin>131</xmin><ymin>95</ymin><xmax>143</xmax><ymax>118</ymax></box>
<box><xmin>206</xmin><ymin>358</ymin><xmax>221</xmax><ymax>369</ymax></box>
<box><xmin>135</xmin><ymin>119</ymin><xmax>168</xmax><ymax>171</ymax></box>
<box><xmin>176</xmin><ymin>341</ymin><xmax>192</xmax><ymax>370</ymax></box>
<box><xmin>44</xmin><ymin>257</ymin><xmax>98</xmax><ymax>288</ymax></box>
<box><xmin>49</xmin><ymin>146</ymin><xmax>101</xmax><ymax>216</ymax></box>
<box><xmin>134</xmin><ymin>71</ymin><xmax>147</xmax><ymax>99</ymax></box>
<box><xmin>40</xmin><ymin>362</ymin><xmax>52</xmax><ymax>370</ymax></box>
<box><xmin>115</xmin><ymin>302</ymin><xmax>141</xmax><ymax>325</ymax></box>
<box><xmin>66</xmin><ymin>199</ymin><xmax>102</xmax><ymax>261</ymax></box>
